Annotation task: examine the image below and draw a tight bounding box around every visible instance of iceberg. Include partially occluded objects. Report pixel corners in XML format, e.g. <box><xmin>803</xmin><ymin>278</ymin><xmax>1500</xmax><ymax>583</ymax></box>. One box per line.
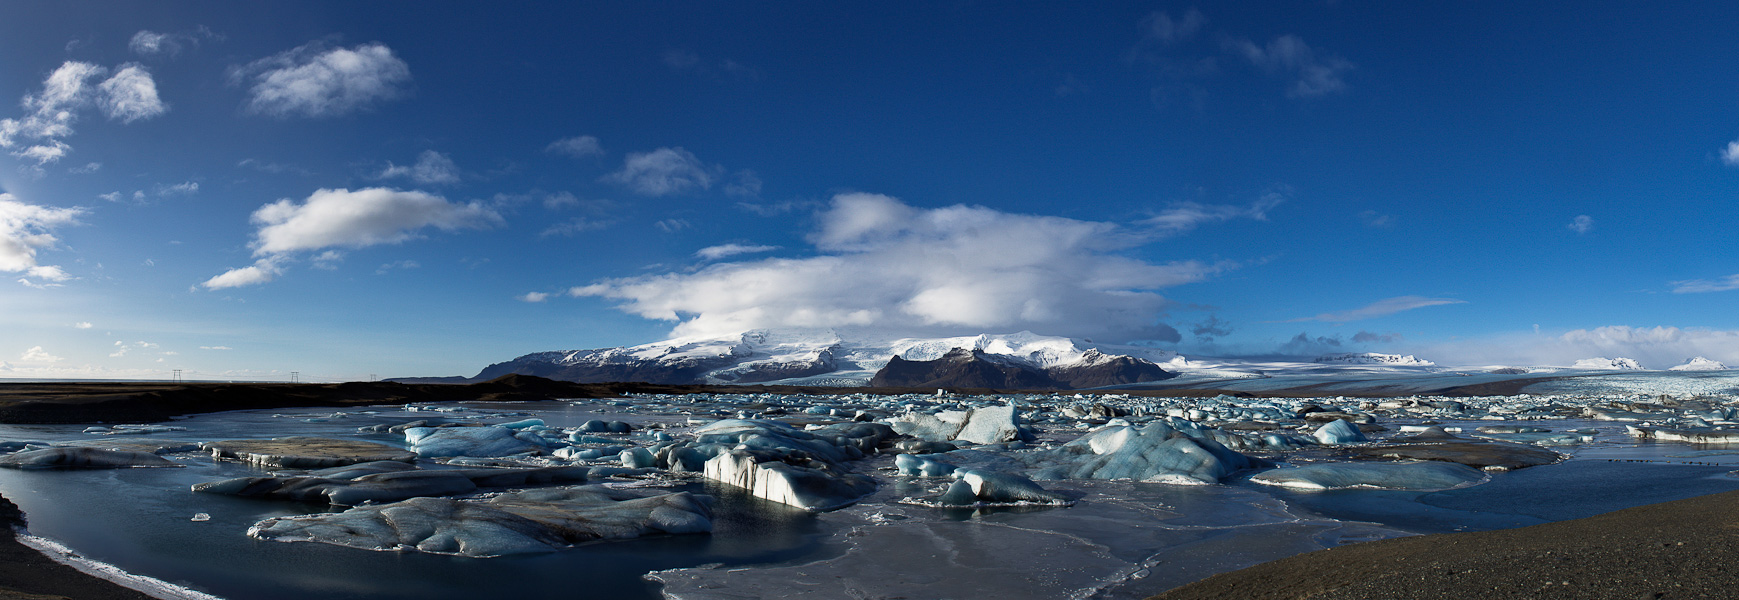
<box><xmin>0</xmin><ymin>447</ymin><xmax>178</xmax><ymax>469</ymax></box>
<box><xmin>201</xmin><ymin>437</ymin><xmax>416</xmax><ymax>468</ymax></box>
<box><xmin>1023</xmin><ymin>422</ymin><xmax>1263</xmax><ymax>484</ymax></box>
<box><xmin>1251</xmin><ymin>461</ymin><xmax>1487</xmax><ymax>491</ymax></box>
<box><xmin>248</xmin><ymin>487</ymin><xmax>713</xmax><ymax>557</ymax></box>
<box><xmin>1312</xmin><ymin>419</ymin><xmax>1367</xmax><ymax>445</ymax></box>
<box><xmin>403</xmin><ymin>427</ymin><xmax>543</xmax><ymax>458</ymax></box>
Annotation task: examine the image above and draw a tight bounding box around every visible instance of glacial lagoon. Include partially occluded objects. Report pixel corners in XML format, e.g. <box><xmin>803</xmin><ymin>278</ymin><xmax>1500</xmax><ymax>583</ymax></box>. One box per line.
<box><xmin>4</xmin><ymin>372</ymin><xmax>1739</xmax><ymax>599</ymax></box>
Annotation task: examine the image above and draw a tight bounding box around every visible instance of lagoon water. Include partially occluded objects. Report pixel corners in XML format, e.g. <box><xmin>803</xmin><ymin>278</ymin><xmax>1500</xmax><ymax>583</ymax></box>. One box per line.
<box><xmin>3</xmin><ymin>386</ymin><xmax>1738</xmax><ymax>599</ymax></box>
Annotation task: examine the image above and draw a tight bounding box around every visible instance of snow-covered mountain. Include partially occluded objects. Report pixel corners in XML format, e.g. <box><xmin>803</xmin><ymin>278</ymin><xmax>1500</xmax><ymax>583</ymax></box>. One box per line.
<box><xmin>1572</xmin><ymin>357</ymin><xmax>1646</xmax><ymax>370</ymax></box>
<box><xmin>1669</xmin><ymin>357</ymin><xmax>1729</xmax><ymax>371</ymax></box>
<box><xmin>468</xmin><ymin>329</ymin><xmax>1187</xmax><ymax>389</ymax></box>
<box><xmin>1312</xmin><ymin>352</ymin><xmax>1435</xmax><ymax>366</ymax></box>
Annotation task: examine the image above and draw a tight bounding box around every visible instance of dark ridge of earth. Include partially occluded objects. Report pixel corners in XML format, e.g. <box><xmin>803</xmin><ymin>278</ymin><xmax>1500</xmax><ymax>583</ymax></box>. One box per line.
<box><xmin>1150</xmin><ymin>488</ymin><xmax>1739</xmax><ymax>600</ymax></box>
<box><xmin>0</xmin><ymin>374</ymin><xmax>1566</xmax><ymax>425</ymax></box>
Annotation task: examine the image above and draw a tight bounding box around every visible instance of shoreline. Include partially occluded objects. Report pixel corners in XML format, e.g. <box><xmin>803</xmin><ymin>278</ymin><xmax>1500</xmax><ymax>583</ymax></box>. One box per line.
<box><xmin>1150</xmin><ymin>488</ymin><xmax>1739</xmax><ymax>599</ymax></box>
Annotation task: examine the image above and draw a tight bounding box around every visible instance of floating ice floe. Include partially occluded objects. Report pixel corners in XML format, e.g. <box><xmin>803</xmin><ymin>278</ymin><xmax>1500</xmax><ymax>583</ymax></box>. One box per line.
<box><xmin>690</xmin><ymin>419</ymin><xmax>889</xmax><ymax>511</ymax></box>
<box><xmin>920</xmin><ymin>469</ymin><xmax>1071</xmax><ymax>507</ymax></box>
<box><xmin>1627</xmin><ymin>425</ymin><xmax>1739</xmax><ymax>445</ymax></box>
<box><xmin>0</xmin><ymin>447</ymin><xmax>180</xmax><ymax>469</ymax></box>
<box><xmin>1022</xmin><ymin>421</ymin><xmax>1265</xmax><ymax>484</ymax></box>
<box><xmin>202</xmin><ymin>437</ymin><xmax>417</xmax><ymax>468</ymax></box>
<box><xmin>1251</xmin><ymin>461</ymin><xmax>1487</xmax><ymax>491</ymax></box>
<box><xmin>192</xmin><ymin>461</ymin><xmax>636</xmax><ymax>506</ymax></box>
<box><xmin>403</xmin><ymin>426</ymin><xmax>548</xmax><ymax>458</ymax></box>
<box><xmin>248</xmin><ymin>487</ymin><xmax>713</xmax><ymax>557</ymax></box>
<box><xmin>885</xmin><ymin>403</ymin><xmax>1032</xmax><ymax>445</ymax></box>
<box><xmin>1312</xmin><ymin>419</ymin><xmax>1367</xmax><ymax>445</ymax></box>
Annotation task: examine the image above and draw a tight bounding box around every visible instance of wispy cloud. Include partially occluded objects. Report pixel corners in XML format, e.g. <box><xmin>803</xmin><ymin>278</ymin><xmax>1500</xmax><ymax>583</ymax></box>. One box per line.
<box><xmin>1567</xmin><ymin>214</ymin><xmax>1594</xmax><ymax>234</ymax></box>
<box><xmin>1138</xmin><ymin>9</ymin><xmax>1204</xmax><ymax>45</ymax></box>
<box><xmin>547</xmin><ymin>136</ymin><xmax>604</xmax><ymax>158</ymax></box>
<box><xmin>0</xmin><ymin>193</ymin><xmax>84</xmax><ymax>286</ymax></box>
<box><xmin>517</xmin><ymin>291</ymin><xmax>550</xmax><ymax>303</ymax></box>
<box><xmin>1222</xmin><ymin>34</ymin><xmax>1353</xmax><ymax>98</ymax></box>
<box><xmin>1141</xmin><ymin>192</ymin><xmax>1283</xmax><ymax>236</ymax></box>
<box><xmin>695</xmin><ymin>243</ymin><xmax>777</xmax><ymax>261</ymax></box>
<box><xmin>377</xmin><ymin>150</ymin><xmax>459</xmax><ymax>185</ymax></box>
<box><xmin>1287</xmin><ymin>295</ymin><xmax>1466</xmax><ymax>323</ymax></box>
<box><xmin>1357</xmin><ymin>210</ymin><xmax>1395</xmax><ymax>228</ymax></box>
<box><xmin>604</xmin><ymin>147</ymin><xmax>720</xmax><ymax>196</ymax></box>
<box><xmin>231</xmin><ymin>41</ymin><xmax>411</xmax><ymax>118</ymax></box>
<box><xmin>1671</xmin><ymin>274</ymin><xmax>1739</xmax><ymax>294</ymax></box>
<box><xmin>0</xmin><ymin>61</ymin><xmax>166</xmax><ymax>166</ymax></box>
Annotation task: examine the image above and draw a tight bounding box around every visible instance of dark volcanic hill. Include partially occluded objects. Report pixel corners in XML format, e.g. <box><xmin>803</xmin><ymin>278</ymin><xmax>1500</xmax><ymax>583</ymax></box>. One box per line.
<box><xmin>869</xmin><ymin>348</ymin><xmax>1176</xmax><ymax>390</ymax></box>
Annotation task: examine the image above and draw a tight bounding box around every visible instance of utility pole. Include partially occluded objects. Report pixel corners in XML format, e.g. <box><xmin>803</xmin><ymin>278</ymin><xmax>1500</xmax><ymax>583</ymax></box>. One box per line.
<box><xmin>290</xmin><ymin>371</ymin><xmax>300</xmax><ymax>384</ymax></box>
<box><xmin>171</xmin><ymin>369</ymin><xmax>182</xmax><ymax>383</ymax></box>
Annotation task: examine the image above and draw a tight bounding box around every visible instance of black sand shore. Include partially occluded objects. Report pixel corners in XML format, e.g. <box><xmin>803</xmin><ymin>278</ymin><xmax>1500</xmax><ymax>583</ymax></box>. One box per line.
<box><xmin>1152</xmin><ymin>489</ymin><xmax>1739</xmax><ymax>600</ymax></box>
<box><xmin>0</xmin><ymin>494</ymin><xmax>152</xmax><ymax>600</ymax></box>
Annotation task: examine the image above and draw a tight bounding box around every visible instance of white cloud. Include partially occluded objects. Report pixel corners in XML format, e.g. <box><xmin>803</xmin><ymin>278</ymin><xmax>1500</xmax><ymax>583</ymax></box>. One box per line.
<box><xmin>1141</xmin><ymin>192</ymin><xmax>1283</xmax><ymax>235</ymax></box>
<box><xmin>377</xmin><ymin>150</ymin><xmax>459</xmax><ymax>185</ymax></box>
<box><xmin>375</xmin><ymin>259</ymin><xmax>419</xmax><ymax>274</ymax></box>
<box><xmin>654</xmin><ymin>219</ymin><xmax>692</xmax><ymax>233</ymax></box>
<box><xmin>1722</xmin><ymin>141</ymin><xmax>1739</xmax><ymax>166</ymax></box>
<box><xmin>695</xmin><ymin>243</ymin><xmax>778</xmax><ymax>261</ymax></box>
<box><xmin>1671</xmin><ymin>274</ymin><xmax>1739</xmax><ymax>294</ymax></box>
<box><xmin>20</xmin><ymin>346</ymin><xmax>63</xmax><ymax>363</ymax></box>
<box><xmin>571</xmin><ymin>193</ymin><xmax>1232</xmax><ymax>340</ymax></box>
<box><xmin>201</xmin><ymin>256</ymin><xmax>285</xmax><ymax>290</ymax></box>
<box><xmin>1567</xmin><ymin>214</ymin><xmax>1594</xmax><ymax>234</ymax></box>
<box><xmin>96</xmin><ymin>65</ymin><xmax>167</xmax><ymax>123</ymax></box>
<box><xmin>311</xmin><ymin>250</ymin><xmax>344</xmax><ymax>270</ymax></box>
<box><xmin>232</xmin><ymin>41</ymin><xmax>411</xmax><ymax>118</ymax></box>
<box><xmin>0</xmin><ymin>193</ymin><xmax>83</xmax><ymax>281</ymax></box>
<box><xmin>1139</xmin><ymin>9</ymin><xmax>1204</xmax><ymax>45</ymax></box>
<box><xmin>725</xmin><ymin>170</ymin><xmax>762</xmax><ymax>198</ymax></box>
<box><xmin>200</xmin><ymin>346</ymin><xmax>233</xmax><ymax>350</ymax></box>
<box><xmin>1288</xmin><ymin>295</ymin><xmax>1466</xmax><ymax>323</ymax></box>
<box><xmin>129</xmin><ymin>31</ymin><xmax>174</xmax><ymax>56</ymax></box>
<box><xmin>604</xmin><ymin>147</ymin><xmax>718</xmax><ymax>196</ymax></box>
<box><xmin>69</xmin><ymin>162</ymin><xmax>100</xmax><ymax>174</ymax></box>
<box><xmin>1224</xmin><ymin>35</ymin><xmax>1352</xmax><ymax>98</ymax></box>
<box><xmin>204</xmin><ymin>188</ymin><xmax>500</xmax><ymax>288</ymax></box>
<box><xmin>541</xmin><ymin>218</ymin><xmax>611</xmax><ymax>237</ymax></box>
<box><xmin>0</xmin><ymin>61</ymin><xmax>166</xmax><ymax>164</ymax></box>
<box><xmin>98</xmin><ymin>192</ymin><xmax>121</xmax><ymax>202</ymax></box>
<box><xmin>518</xmin><ymin>291</ymin><xmax>550</xmax><ymax>303</ymax></box>
<box><xmin>249</xmin><ymin>187</ymin><xmax>502</xmax><ymax>255</ymax></box>
<box><xmin>547</xmin><ymin>136</ymin><xmax>604</xmax><ymax>158</ymax></box>
<box><xmin>157</xmin><ymin>181</ymin><xmax>199</xmax><ymax>196</ymax></box>
<box><xmin>73</xmin><ymin>321</ymin><xmax>92</xmax><ymax>329</ymax></box>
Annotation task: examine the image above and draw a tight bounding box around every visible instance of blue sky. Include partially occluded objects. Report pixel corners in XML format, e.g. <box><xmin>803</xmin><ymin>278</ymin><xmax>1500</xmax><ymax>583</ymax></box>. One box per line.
<box><xmin>3</xmin><ymin>2</ymin><xmax>1738</xmax><ymax>380</ymax></box>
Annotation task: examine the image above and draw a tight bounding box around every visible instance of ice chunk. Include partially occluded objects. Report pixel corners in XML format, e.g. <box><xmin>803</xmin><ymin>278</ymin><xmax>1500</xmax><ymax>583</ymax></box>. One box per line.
<box><xmin>936</xmin><ymin>469</ymin><xmax>1070</xmax><ymax>505</ymax></box>
<box><xmin>201</xmin><ymin>437</ymin><xmax>416</xmax><ymax>468</ymax></box>
<box><xmin>703</xmin><ymin>451</ymin><xmax>876</xmax><ymax>511</ymax></box>
<box><xmin>894</xmin><ymin>453</ymin><xmax>957</xmax><ymax>477</ymax></box>
<box><xmin>404</xmin><ymin>427</ymin><xmax>542</xmax><ymax>458</ymax></box>
<box><xmin>1312</xmin><ymin>419</ymin><xmax>1367</xmax><ymax>445</ymax></box>
<box><xmin>193</xmin><ymin>464</ymin><xmax>605</xmax><ymax>506</ymax></box>
<box><xmin>0</xmin><ymin>447</ymin><xmax>179</xmax><ymax>469</ymax></box>
<box><xmin>953</xmin><ymin>404</ymin><xmax>1028</xmax><ymax>445</ymax></box>
<box><xmin>248</xmin><ymin>487</ymin><xmax>713</xmax><ymax>557</ymax></box>
<box><xmin>1627</xmin><ymin>425</ymin><xmax>1739</xmax><ymax>445</ymax></box>
<box><xmin>619</xmin><ymin>447</ymin><xmax>656</xmax><ymax>468</ymax></box>
<box><xmin>1024</xmin><ymin>423</ymin><xmax>1263</xmax><ymax>484</ymax></box>
<box><xmin>1252</xmin><ymin>461</ymin><xmax>1486</xmax><ymax>491</ymax></box>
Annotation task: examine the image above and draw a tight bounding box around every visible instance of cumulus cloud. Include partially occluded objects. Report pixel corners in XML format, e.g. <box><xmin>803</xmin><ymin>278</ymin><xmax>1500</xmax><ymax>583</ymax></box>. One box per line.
<box><xmin>375</xmin><ymin>259</ymin><xmax>419</xmax><ymax>274</ymax></box>
<box><xmin>73</xmin><ymin>321</ymin><xmax>93</xmax><ymax>329</ymax></box>
<box><xmin>695</xmin><ymin>243</ymin><xmax>777</xmax><ymax>261</ymax></box>
<box><xmin>0</xmin><ymin>61</ymin><xmax>166</xmax><ymax>165</ymax></box>
<box><xmin>0</xmin><ymin>193</ymin><xmax>84</xmax><ymax>283</ymax></box>
<box><xmin>547</xmin><ymin>136</ymin><xmax>604</xmax><ymax>158</ymax></box>
<box><xmin>1567</xmin><ymin>214</ymin><xmax>1594</xmax><ymax>234</ymax></box>
<box><xmin>604</xmin><ymin>147</ymin><xmax>718</xmax><ymax>196</ymax></box>
<box><xmin>517</xmin><ymin>292</ymin><xmax>550</xmax><ymax>303</ymax></box>
<box><xmin>157</xmin><ymin>181</ymin><xmax>199</xmax><ymax>196</ymax></box>
<box><xmin>128</xmin><ymin>27</ymin><xmax>217</xmax><ymax>57</ymax></box>
<box><xmin>571</xmin><ymin>193</ymin><xmax>1233</xmax><ymax>340</ymax></box>
<box><xmin>20</xmin><ymin>346</ymin><xmax>63</xmax><ymax>363</ymax></box>
<box><xmin>1288</xmin><ymin>295</ymin><xmax>1466</xmax><ymax>323</ymax></box>
<box><xmin>249</xmin><ymin>188</ymin><xmax>501</xmax><ymax>255</ymax></box>
<box><xmin>202</xmin><ymin>256</ymin><xmax>286</xmax><ymax>290</ymax></box>
<box><xmin>377</xmin><ymin>150</ymin><xmax>459</xmax><ymax>185</ymax></box>
<box><xmin>1722</xmin><ymin>141</ymin><xmax>1739</xmax><ymax>166</ymax></box>
<box><xmin>202</xmin><ymin>188</ymin><xmax>499</xmax><ymax>288</ymax></box>
<box><xmin>1224</xmin><ymin>35</ymin><xmax>1353</xmax><ymax>98</ymax></box>
<box><xmin>232</xmin><ymin>41</ymin><xmax>411</xmax><ymax>118</ymax></box>
<box><xmin>1191</xmin><ymin>315</ymin><xmax>1234</xmax><ymax>341</ymax></box>
<box><xmin>1671</xmin><ymin>274</ymin><xmax>1739</xmax><ymax>294</ymax></box>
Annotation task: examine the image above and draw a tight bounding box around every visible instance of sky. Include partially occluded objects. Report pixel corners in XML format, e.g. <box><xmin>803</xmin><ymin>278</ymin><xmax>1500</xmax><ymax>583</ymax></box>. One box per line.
<box><xmin>3</xmin><ymin>1</ymin><xmax>1739</xmax><ymax>381</ymax></box>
